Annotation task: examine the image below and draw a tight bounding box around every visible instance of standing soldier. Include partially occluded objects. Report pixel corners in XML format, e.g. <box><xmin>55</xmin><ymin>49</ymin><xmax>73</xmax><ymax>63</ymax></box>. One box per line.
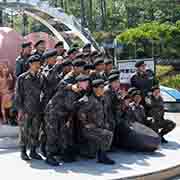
<box><xmin>15</xmin><ymin>55</ymin><xmax>43</xmax><ymax>161</ymax></box>
<box><xmin>90</xmin><ymin>57</ymin><xmax>106</xmax><ymax>81</ymax></box>
<box><xmin>55</xmin><ymin>41</ymin><xmax>66</xmax><ymax>57</ymax></box>
<box><xmin>15</xmin><ymin>42</ymin><xmax>32</xmax><ymax>77</ymax></box>
<box><xmin>130</xmin><ymin>60</ymin><xmax>159</xmax><ymax>97</ymax></box>
<box><xmin>33</xmin><ymin>40</ymin><xmax>46</xmax><ymax>57</ymax></box>
<box><xmin>65</xmin><ymin>59</ymin><xmax>86</xmax><ymax>84</ymax></box>
<box><xmin>45</xmin><ymin>74</ymin><xmax>90</xmax><ymax>166</ymax></box>
<box><xmin>83</xmin><ymin>43</ymin><xmax>91</xmax><ymax>54</ymax></box>
<box><xmin>104</xmin><ymin>59</ymin><xmax>113</xmax><ymax>81</ymax></box>
<box><xmin>145</xmin><ymin>86</ymin><xmax>176</xmax><ymax>143</ymax></box>
<box><xmin>78</xmin><ymin>79</ymin><xmax>115</xmax><ymax>165</ymax></box>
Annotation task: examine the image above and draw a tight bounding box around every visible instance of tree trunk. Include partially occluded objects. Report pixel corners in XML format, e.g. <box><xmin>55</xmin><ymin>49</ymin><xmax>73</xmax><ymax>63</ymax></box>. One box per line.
<box><xmin>60</xmin><ymin>0</ymin><xmax>64</xmax><ymax>8</ymax></box>
<box><xmin>89</xmin><ymin>0</ymin><xmax>93</xmax><ymax>31</ymax></box>
<box><xmin>0</xmin><ymin>10</ymin><xmax>3</xmax><ymax>26</ymax></box>
<box><xmin>80</xmin><ymin>0</ymin><xmax>86</xmax><ymax>28</ymax></box>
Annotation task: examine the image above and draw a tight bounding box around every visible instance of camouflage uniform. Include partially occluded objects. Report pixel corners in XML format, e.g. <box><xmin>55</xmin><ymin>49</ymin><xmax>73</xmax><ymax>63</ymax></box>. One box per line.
<box><xmin>78</xmin><ymin>94</ymin><xmax>113</xmax><ymax>156</ymax></box>
<box><xmin>104</xmin><ymin>85</ymin><xmax>123</xmax><ymax>130</ymax></box>
<box><xmin>145</xmin><ymin>95</ymin><xmax>176</xmax><ymax>136</ymax></box>
<box><xmin>130</xmin><ymin>70</ymin><xmax>158</xmax><ymax>97</ymax></box>
<box><xmin>129</xmin><ymin>102</ymin><xmax>146</xmax><ymax>124</ymax></box>
<box><xmin>45</xmin><ymin>88</ymin><xmax>83</xmax><ymax>156</ymax></box>
<box><xmin>15</xmin><ymin>71</ymin><xmax>43</xmax><ymax>147</ymax></box>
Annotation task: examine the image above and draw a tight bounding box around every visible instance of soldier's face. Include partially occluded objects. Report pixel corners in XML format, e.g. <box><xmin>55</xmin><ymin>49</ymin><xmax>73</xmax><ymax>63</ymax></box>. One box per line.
<box><xmin>30</xmin><ymin>62</ymin><xmax>41</xmax><ymax>72</ymax></box>
<box><xmin>47</xmin><ymin>56</ymin><xmax>57</xmax><ymax>65</ymax></box>
<box><xmin>124</xmin><ymin>98</ymin><xmax>132</xmax><ymax>107</ymax></box>
<box><xmin>74</xmin><ymin>66</ymin><xmax>84</xmax><ymax>74</ymax></box>
<box><xmin>111</xmin><ymin>80</ymin><xmax>120</xmax><ymax>91</ymax></box>
<box><xmin>96</xmin><ymin>64</ymin><xmax>105</xmax><ymax>72</ymax></box>
<box><xmin>94</xmin><ymin>85</ymin><xmax>104</xmax><ymax>97</ymax></box>
<box><xmin>64</xmin><ymin>66</ymin><xmax>72</xmax><ymax>74</ymax></box>
<box><xmin>56</xmin><ymin>47</ymin><xmax>65</xmax><ymax>55</ymax></box>
<box><xmin>78</xmin><ymin>81</ymin><xmax>89</xmax><ymax>91</ymax></box>
<box><xmin>105</xmin><ymin>64</ymin><xmax>113</xmax><ymax>72</ymax></box>
<box><xmin>37</xmin><ymin>43</ymin><xmax>46</xmax><ymax>53</ymax></box>
<box><xmin>133</xmin><ymin>95</ymin><xmax>142</xmax><ymax>104</ymax></box>
<box><xmin>23</xmin><ymin>46</ymin><xmax>32</xmax><ymax>55</ymax></box>
<box><xmin>138</xmin><ymin>64</ymin><xmax>146</xmax><ymax>72</ymax></box>
<box><xmin>152</xmin><ymin>89</ymin><xmax>160</xmax><ymax>97</ymax></box>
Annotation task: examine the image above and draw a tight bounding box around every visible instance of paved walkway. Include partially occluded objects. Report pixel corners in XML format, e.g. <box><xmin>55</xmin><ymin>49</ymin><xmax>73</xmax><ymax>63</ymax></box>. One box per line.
<box><xmin>0</xmin><ymin>113</ymin><xmax>180</xmax><ymax>180</ymax></box>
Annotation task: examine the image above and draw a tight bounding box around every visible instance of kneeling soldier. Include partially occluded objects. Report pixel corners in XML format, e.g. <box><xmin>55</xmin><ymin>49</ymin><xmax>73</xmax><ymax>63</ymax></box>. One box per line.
<box><xmin>45</xmin><ymin>74</ymin><xmax>90</xmax><ymax>166</ymax></box>
<box><xmin>145</xmin><ymin>86</ymin><xmax>176</xmax><ymax>143</ymax></box>
<box><xmin>78</xmin><ymin>79</ymin><xmax>115</xmax><ymax>165</ymax></box>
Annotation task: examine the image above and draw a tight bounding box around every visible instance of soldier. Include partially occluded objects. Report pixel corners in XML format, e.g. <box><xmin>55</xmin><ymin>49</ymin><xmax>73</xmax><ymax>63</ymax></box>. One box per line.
<box><xmin>78</xmin><ymin>79</ymin><xmax>115</xmax><ymax>165</ymax></box>
<box><xmin>41</xmin><ymin>49</ymin><xmax>58</xmax><ymax>77</ymax></box>
<box><xmin>54</xmin><ymin>58</ymin><xmax>72</xmax><ymax>85</ymax></box>
<box><xmin>59</xmin><ymin>59</ymin><xmax>86</xmax><ymax>89</ymax></box>
<box><xmin>83</xmin><ymin>43</ymin><xmax>91</xmax><ymax>54</ymax></box>
<box><xmin>90</xmin><ymin>57</ymin><xmax>106</xmax><ymax>81</ymax></box>
<box><xmin>67</xmin><ymin>47</ymin><xmax>78</xmax><ymax>61</ymax></box>
<box><xmin>105</xmin><ymin>74</ymin><xmax>128</xmax><ymax>147</ymax></box>
<box><xmin>45</xmin><ymin>74</ymin><xmax>90</xmax><ymax>166</ymax></box>
<box><xmin>83</xmin><ymin>64</ymin><xmax>94</xmax><ymax>76</ymax></box>
<box><xmin>104</xmin><ymin>74</ymin><xmax>122</xmax><ymax>131</ymax></box>
<box><xmin>39</xmin><ymin>49</ymin><xmax>58</xmax><ymax>157</ymax></box>
<box><xmin>104</xmin><ymin>59</ymin><xmax>113</xmax><ymax>81</ymax></box>
<box><xmin>33</xmin><ymin>40</ymin><xmax>46</xmax><ymax>57</ymax></box>
<box><xmin>54</xmin><ymin>41</ymin><xmax>66</xmax><ymax>57</ymax></box>
<box><xmin>130</xmin><ymin>60</ymin><xmax>159</xmax><ymax>97</ymax></box>
<box><xmin>15</xmin><ymin>42</ymin><xmax>32</xmax><ymax>77</ymax></box>
<box><xmin>145</xmin><ymin>86</ymin><xmax>176</xmax><ymax>143</ymax></box>
<box><xmin>15</xmin><ymin>55</ymin><xmax>43</xmax><ymax>161</ymax></box>
<box><xmin>90</xmin><ymin>50</ymin><xmax>99</xmax><ymax>64</ymax></box>
<box><xmin>129</xmin><ymin>90</ymin><xmax>146</xmax><ymax>124</ymax></box>
<box><xmin>83</xmin><ymin>52</ymin><xmax>91</xmax><ymax>64</ymax></box>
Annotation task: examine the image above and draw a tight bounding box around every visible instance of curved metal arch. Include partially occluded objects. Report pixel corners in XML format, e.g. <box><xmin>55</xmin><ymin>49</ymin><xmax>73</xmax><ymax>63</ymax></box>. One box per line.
<box><xmin>24</xmin><ymin>10</ymin><xmax>69</xmax><ymax>49</ymax></box>
<box><xmin>0</xmin><ymin>0</ymin><xmax>99</xmax><ymax>49</ymax></box>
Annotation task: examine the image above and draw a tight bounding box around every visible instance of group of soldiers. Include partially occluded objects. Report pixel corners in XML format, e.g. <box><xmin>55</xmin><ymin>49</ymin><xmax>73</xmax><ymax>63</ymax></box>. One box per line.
<box><xmin>14</xmin><ymin>40</ymin><xmax>176</xmax><ymax>167</ymax></box>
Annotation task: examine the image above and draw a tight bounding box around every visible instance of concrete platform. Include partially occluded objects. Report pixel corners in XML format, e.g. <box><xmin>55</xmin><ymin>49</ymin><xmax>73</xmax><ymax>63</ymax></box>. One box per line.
<box><xmin>0</xmin><ymin>127</ymin><xmax>180</xmax><ymax>180</ymax></box>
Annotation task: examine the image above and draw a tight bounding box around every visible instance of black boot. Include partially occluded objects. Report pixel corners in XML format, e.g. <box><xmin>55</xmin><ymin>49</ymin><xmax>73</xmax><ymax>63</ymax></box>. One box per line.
<box><xmin>62</xmin><ymin>146</ymin><xmax>77</xmax><ymax>163</ymax></box>
<box><xmin>46</xmin><ymin>155</ymin><xmax>59</xmax><ymax>166</ymax></box>
<box><xmin>40</xmin><ymin>143</ymin><xmax>47</xmax><ymax>157</ymax></box>
<box><xmin>29</xmin><ymin>146</ymin><xmax>43</xmax><ymax>160</ymax></box>
<box><xmin>97</xmin><ymin>150</ymin><xmax>115</xmax><ymax>165</ymax></box>
<box><xmin>161</xmin><ymin>136</ymin><xmax>168</xmax><ymax>144</ymax></box>
<box><xmin>21</xmin><ymin>146</ymin><xmax>30</xmax><ymax>161</ymax></box>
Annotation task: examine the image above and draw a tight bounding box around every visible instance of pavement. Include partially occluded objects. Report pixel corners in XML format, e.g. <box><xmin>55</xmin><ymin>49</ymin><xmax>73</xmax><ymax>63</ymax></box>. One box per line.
<box><xmin>0</xmin><ymin>113</ymin><xmax>180</xmax><ymax>180</ymax></box>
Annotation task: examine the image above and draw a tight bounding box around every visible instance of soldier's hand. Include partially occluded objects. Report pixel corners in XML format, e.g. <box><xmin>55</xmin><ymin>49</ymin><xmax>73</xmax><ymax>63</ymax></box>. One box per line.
<box><xmin>85</xmin><ymin>124</ymin><xmax>96</xmax><ymax>129</ymax></box>
<box><xmin>17</xmin><ymin>111</ymin><xmax>25</xmax><ymax>122</ymax></box>
<box><xmin>72</xmin><ymin>84</ymin><xmax>81</xmax><ymax>93</ymax></box>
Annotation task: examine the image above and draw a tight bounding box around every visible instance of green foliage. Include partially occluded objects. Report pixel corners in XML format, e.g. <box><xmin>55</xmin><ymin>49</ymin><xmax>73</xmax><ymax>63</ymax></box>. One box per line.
<box><xmin>156</xmin><ymin>65</ymin><xmax>173</xmax><ymax>78</ymax></box>
<box><xmin>116</xmin><ymin>22</ymin><xmax>180</xmax><ymax>59</ymax></box>
<box><xmin>160</xmin><ymin>75</ymin><xmax>180</xmax><ymax>90</ymax></box>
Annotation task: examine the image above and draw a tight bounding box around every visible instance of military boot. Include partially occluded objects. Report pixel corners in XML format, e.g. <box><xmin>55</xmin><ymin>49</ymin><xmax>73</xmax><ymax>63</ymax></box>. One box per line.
<box><xmin>46</xmin><ymin>155</ymin><xmax>59</xmax><ymax>166</ymax></box>
<box><xmin>29</xmin><ymin>146</ymin><xmax>43</xmax><ymax>160</ymax></box>
<box><xmin>161</xmin><ymin>136</ymin><xmax>168</xmax><ymax>144</ymax></box>
<box><xmin>40</xmin><ymin>143</ymin><xmax>47</xmax><ymax>157</ymax></box>
<box><xmin>62</xmin><ymin>146</ymin><xmax>77</xmax><ymax>163</ymax></box>
<box><xmin>97</xmin><ymin>150</ymin><xmax>115</xmax><ymax>165</ymax></box>
<box><xmin>21</xmin><ymin>146</ymin><xmax>31</xmax><ymax>161</ymax></box>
